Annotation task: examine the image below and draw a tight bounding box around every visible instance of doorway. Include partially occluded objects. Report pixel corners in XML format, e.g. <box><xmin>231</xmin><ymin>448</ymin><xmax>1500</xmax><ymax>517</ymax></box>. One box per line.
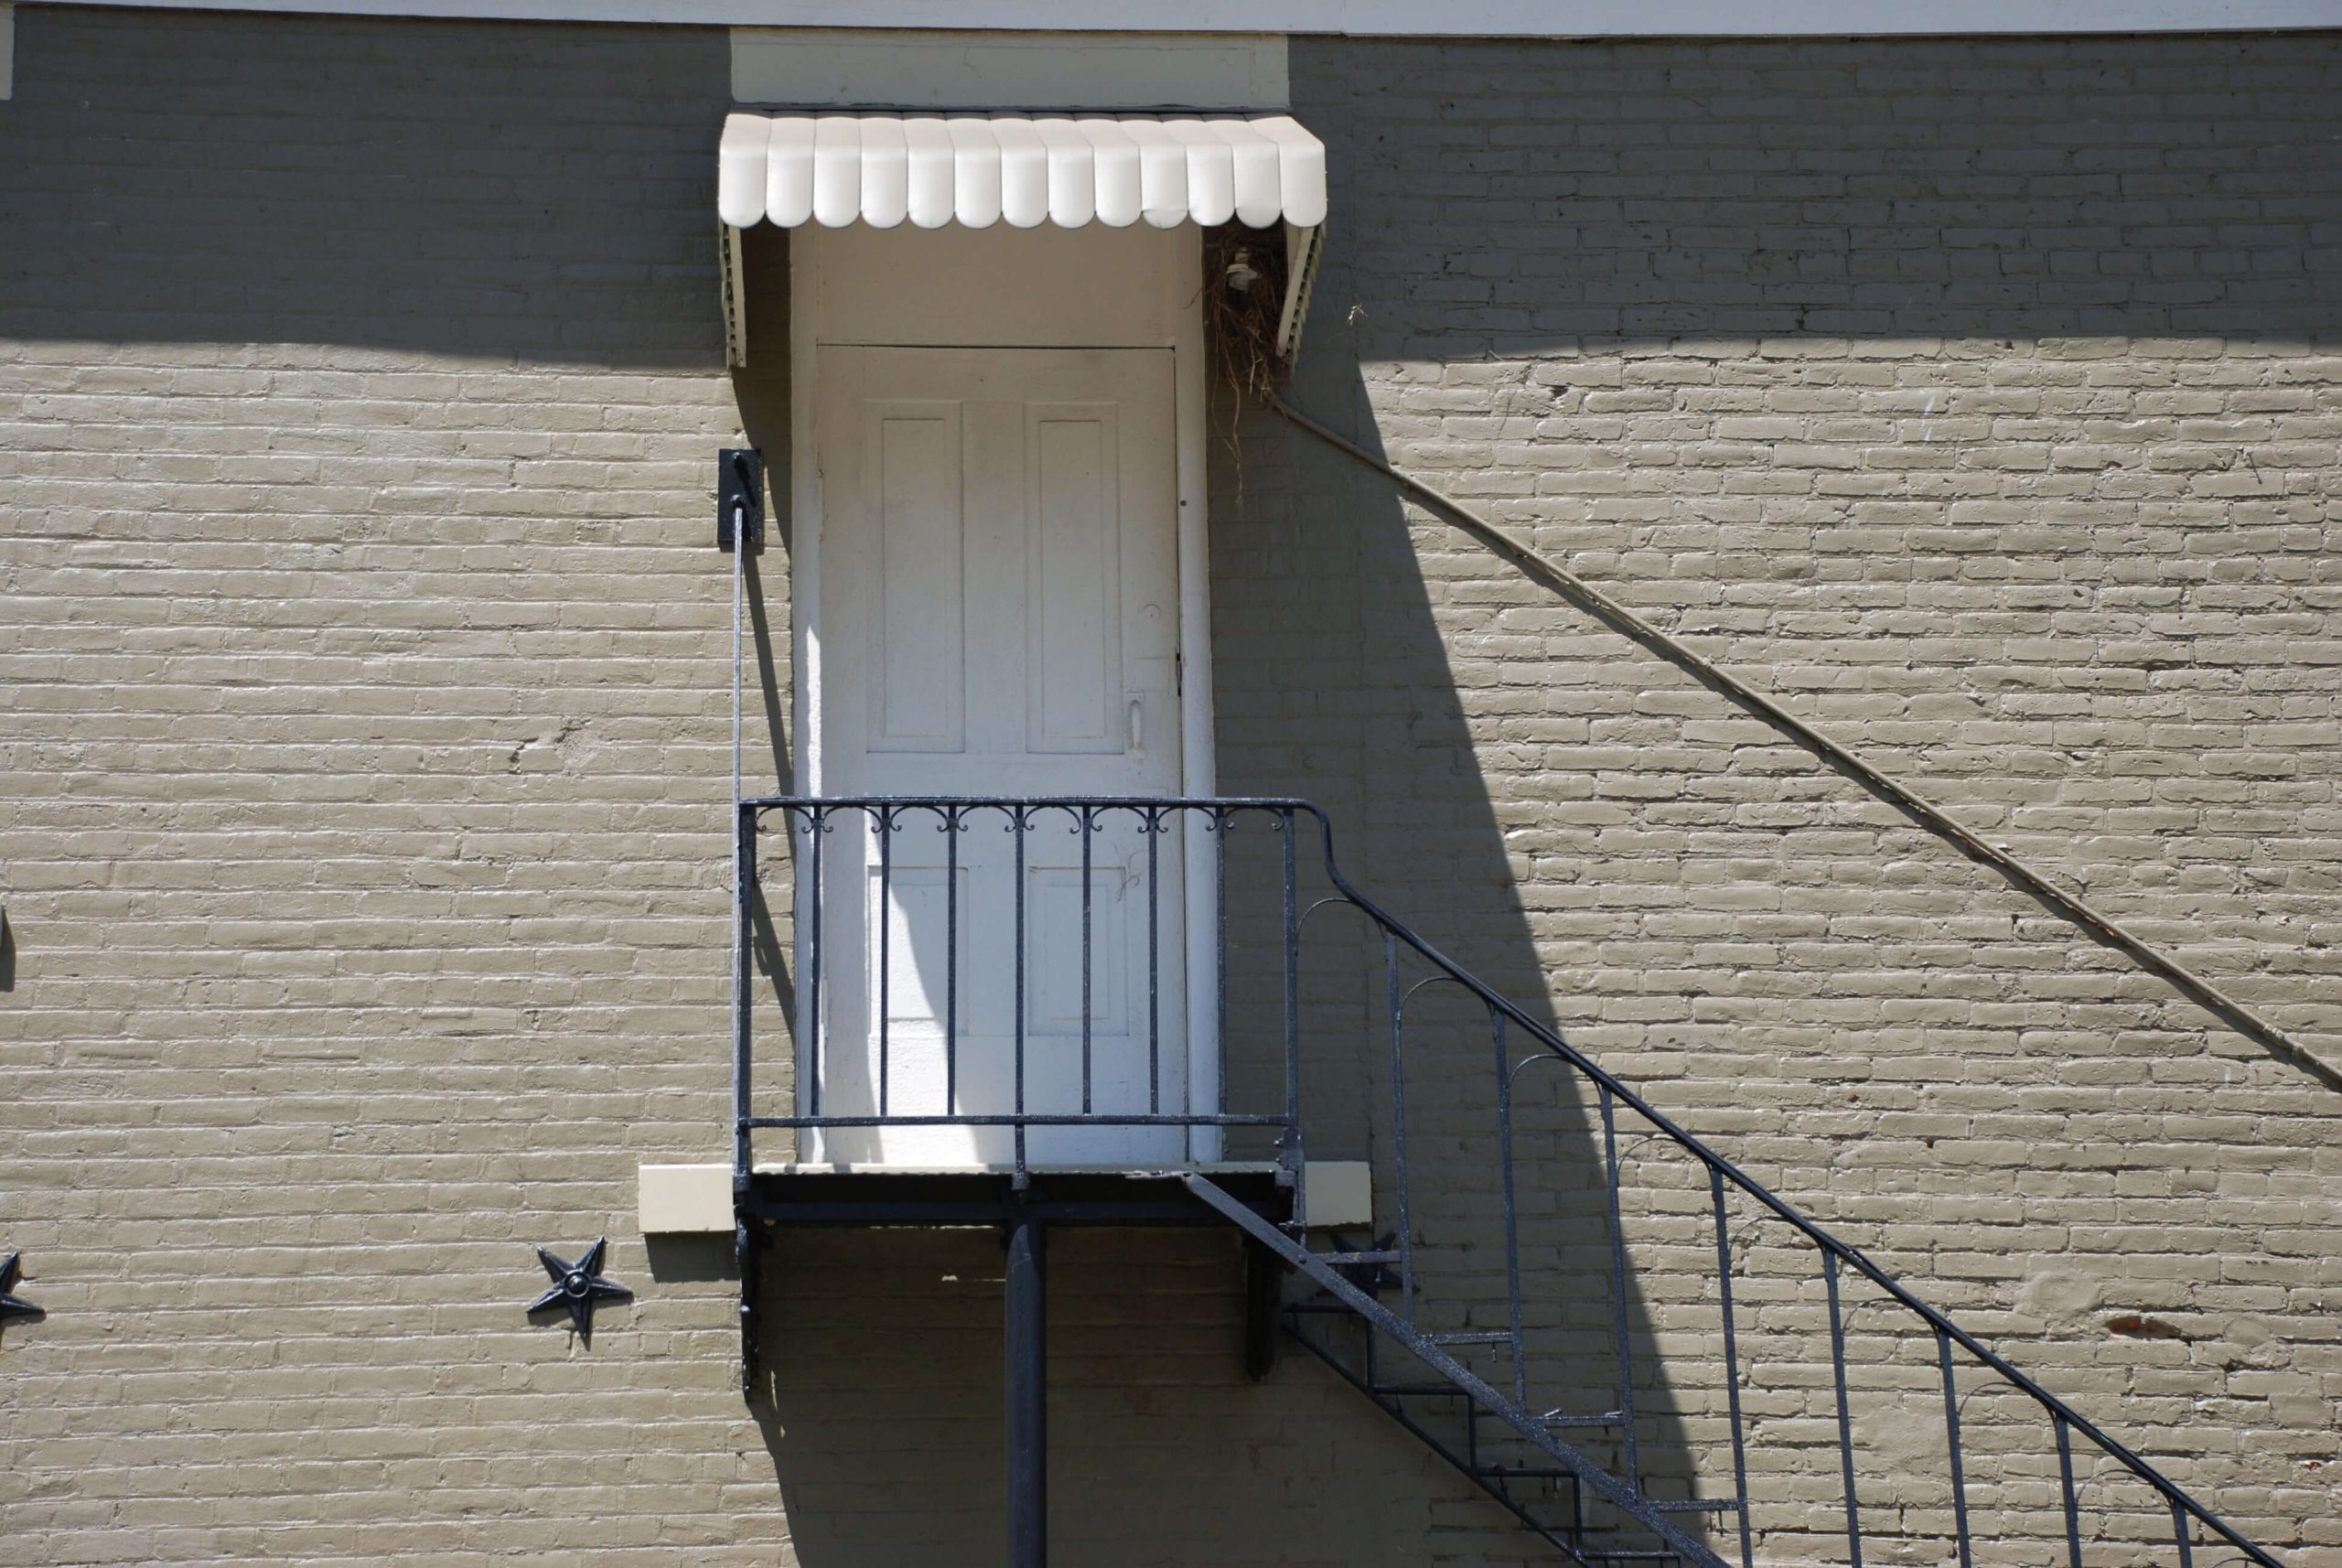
<box><xmin>789</xmin><ymin>223</ymin><xmax>1215</xmax><ymax>1167</ymax></box>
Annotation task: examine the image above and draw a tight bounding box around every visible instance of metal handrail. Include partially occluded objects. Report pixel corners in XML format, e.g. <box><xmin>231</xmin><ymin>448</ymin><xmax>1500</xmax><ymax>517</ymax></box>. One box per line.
<box><xmin>1289</xmin><ymin>804</ymin><xmax>2286</xmax><ymax>1568</ymax></box>
<box><xmin>730</xmin><ymin>792</ymin><xmax>2287</xmax><ymax>1567</ymax></box>
<box><xmin>736</xmin><ymin>794</ymin><xmax>1312</xmax><ymax>1182</ymax></box>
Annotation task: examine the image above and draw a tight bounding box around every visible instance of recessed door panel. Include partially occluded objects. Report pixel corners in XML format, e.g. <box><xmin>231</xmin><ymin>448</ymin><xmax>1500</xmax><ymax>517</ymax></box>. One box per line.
<box><xmin>868</xmin><ymin>406</ymin><xmax>966</xmax><ymax>755</ymax></box>
<box><xmin>1026</xmin><ymin>407</ymin><xmax>1122</xmax><ymax>755</ymax></box>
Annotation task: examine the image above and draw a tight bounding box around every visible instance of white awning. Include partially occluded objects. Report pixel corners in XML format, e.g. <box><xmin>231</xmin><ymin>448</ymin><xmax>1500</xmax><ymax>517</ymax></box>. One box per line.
<box><xmin>717</xmin><ymin>112</ymin><xmax>1327</xmax><ymax>232</ymax></box>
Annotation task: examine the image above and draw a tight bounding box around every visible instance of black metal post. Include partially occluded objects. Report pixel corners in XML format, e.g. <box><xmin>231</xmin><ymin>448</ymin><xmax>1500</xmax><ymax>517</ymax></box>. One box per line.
<box><xmin>1004</xmin><ymin>1205</ymin><xmax>1047</xmax><ymax>1568</ymax></box>
<box><xmin>734</xmin><ymin>803</ymin><xmax>757</xmax><ymax>1395</ymax></box>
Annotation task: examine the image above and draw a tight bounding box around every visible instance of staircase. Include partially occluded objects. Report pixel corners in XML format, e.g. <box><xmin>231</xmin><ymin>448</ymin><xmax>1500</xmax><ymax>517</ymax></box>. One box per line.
<box><xmin>734</xmin><ymin>795</ymin><xmax>2294</xmax><ymax>1568</ymax></box>
<box><xmin>1189</xmin><ymin>1173</ymin><xmax>1731</xmax><ymax>1568</ymax></box>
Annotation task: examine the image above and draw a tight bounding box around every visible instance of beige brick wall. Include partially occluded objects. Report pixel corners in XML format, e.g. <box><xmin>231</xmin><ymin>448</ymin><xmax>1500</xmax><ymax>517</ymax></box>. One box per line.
<box><xmin>0</xmin><ymin>11</ymin><xmax>1563</xmax><ymax>1565</ymax></box>
<box><xmin>2</xmin><ymin>6</ymin><xmax>2337</xmax><ymax>1566</ymax></box>
<box><xmin>1215</xmin><ymin>28</ymin><xmax>2342</xmax><ymax>1564</ymax></box>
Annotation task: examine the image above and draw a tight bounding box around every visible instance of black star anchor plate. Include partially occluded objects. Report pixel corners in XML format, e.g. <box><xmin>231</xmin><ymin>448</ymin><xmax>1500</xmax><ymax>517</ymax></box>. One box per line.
<box><xmin>0</xmin><ymin>1251</ymin><xmax>41</xmax><ymax>1326</ymax></box>
<box><xmin>529</xmin><ymin>1239</ymin><xmax>629</xmax><ymax>1336</ymax></box>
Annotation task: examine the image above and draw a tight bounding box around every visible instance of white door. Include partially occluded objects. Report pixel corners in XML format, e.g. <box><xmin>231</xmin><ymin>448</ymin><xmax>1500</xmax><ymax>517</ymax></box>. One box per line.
<box><xmin>811</xmin><ymin>345</ymin><xmax>1187</xmax><ymax>1168</ymax></box>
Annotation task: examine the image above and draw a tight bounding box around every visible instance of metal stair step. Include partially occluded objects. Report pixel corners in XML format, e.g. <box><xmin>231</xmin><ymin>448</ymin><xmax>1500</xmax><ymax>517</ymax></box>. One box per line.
<box><xmin>1646</xmin><ymin>1498</ymin><xmax>1737</xmax><ymax>1514</ymax></box>
<box><xmin>1426</xmin><ymin>1329</ymin><xmax>1515</xmax><ymax>1346</ymax></box>
<box><xmin>1182</xmin><ymin>1174</ymin><xmax>1728</xmax><ymax>1568</ymax></box>
<box><xmin>1369</xmin><ymin>1381</ymin><xmax>1473</xmax><ymax>1399</ymax></box>
<box><xmin>1468</xmin><ymin>1465</ymin><xmax>1580</xmax><ymax>1483</ymax></box>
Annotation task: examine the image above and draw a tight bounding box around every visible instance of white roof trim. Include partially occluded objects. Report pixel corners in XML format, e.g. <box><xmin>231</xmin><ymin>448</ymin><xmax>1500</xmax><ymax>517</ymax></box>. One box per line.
<box><xmin>732</xmin><ymin>29</ymin><xmax>1288</xmax><ymax>110</ymax></box>
<box><xmin>39</xmin><ymin>0</ymin><xmax>2342</xmax><ymax>35</ymax></box>
<box><xmin>719</xmin><ymin>112</ymin><xmax>1327</xmax><ymax>232</ymax></box>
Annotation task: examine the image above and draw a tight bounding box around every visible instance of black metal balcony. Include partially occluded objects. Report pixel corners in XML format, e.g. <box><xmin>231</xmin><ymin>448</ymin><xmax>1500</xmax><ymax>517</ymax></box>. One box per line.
<box><xmin>725</xmin><ymin>794</ymin><xmax>2291</xmax><ymax>1568</ymax></box>
<box><xmin>732</xmin><ymin>795</ymin><xmax>1316</xmax><ymax>1180</ymax></box>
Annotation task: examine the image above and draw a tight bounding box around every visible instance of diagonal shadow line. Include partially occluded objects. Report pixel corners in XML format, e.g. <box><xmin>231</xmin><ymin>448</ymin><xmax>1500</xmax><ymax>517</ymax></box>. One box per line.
<box><xmin>1267</xmin><ymin>395</ymin><xmax>2342</xmax><ymax>1096</ymax></box>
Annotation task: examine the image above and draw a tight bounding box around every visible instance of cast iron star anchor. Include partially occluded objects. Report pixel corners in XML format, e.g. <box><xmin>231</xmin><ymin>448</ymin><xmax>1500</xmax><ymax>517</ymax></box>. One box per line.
<box><xmin>0</xmin><ymin>1251</ymin><xmax>41</xmax><ymax>1326</ymax></box>
<box><xmin>528</xmin><ymin>1239</ymin><xmax>629</xmax><ymax>1336</ymax></box>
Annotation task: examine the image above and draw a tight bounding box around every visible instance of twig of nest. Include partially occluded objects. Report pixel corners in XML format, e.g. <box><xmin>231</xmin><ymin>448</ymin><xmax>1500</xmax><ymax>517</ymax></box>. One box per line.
<box><xmin>1203</xmin><ymin>225</ymin><xmax>1289</xmax><ymax>404</ymax></box>
<box><xmin>1201</xmin><ymin>225</ymin><xmax>1291</xmax><ymax>498</ymax></box>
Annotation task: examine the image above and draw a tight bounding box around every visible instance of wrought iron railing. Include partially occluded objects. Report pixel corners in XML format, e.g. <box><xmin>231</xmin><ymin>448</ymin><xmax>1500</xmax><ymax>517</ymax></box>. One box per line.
<box><xmin>734</xmin><ymin>796</ymin><xmax>1313</xmax><ymax>1183</ymax></box>
<box><xmin>730</xmin><ymin>795</ymin><xmax>2290</xmax><ymax>1568</ymax></box>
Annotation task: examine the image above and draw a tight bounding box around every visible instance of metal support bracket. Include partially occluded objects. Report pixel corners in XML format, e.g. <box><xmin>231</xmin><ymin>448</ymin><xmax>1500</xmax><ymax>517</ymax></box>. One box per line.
<box><xmin>719</xmin><ymin>447</ymin><xmax>764</xmax><ymax>552</ymax></box>
<box><xmin>1243</xmin><ymin>1237</ymin><xmax>1282</xmax><ymax>1381</ymax></box>
<box><xmin>527</xmin><ymin>1239</ymin><xmax>631</xmax><ymax>1337</ymax></box>
<box><xmin>1004</xmin><ymin>1203</ymin><xmax>1048</xmax><ymax>1568</ymax></box>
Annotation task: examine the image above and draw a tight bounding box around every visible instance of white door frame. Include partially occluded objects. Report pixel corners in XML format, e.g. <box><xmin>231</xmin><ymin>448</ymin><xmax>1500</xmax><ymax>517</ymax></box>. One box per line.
<box><xmin>786</xmin><ymin>223</ymin><xmax>1221</xmax><ymax>1164</ymax></box>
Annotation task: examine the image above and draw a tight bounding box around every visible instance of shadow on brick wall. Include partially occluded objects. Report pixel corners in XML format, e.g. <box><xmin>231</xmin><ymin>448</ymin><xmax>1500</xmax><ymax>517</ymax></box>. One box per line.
<box><xmin>0</xmin><ymin>6</ymin><xmax>728</xmax><ymax>364</ymax></box>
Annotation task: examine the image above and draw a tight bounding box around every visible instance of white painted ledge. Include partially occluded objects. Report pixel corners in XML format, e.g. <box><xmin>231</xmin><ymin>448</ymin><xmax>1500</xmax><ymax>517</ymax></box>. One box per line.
<box><xmin>640</xmin><ymin>1163</ymin><xmax>734</xmax><ymax>1232</ymax></box>
<box><xmin>1302</xmin><ymin>1161</ymin><xmax>1372</xmax><ymax>1230</ymax></box>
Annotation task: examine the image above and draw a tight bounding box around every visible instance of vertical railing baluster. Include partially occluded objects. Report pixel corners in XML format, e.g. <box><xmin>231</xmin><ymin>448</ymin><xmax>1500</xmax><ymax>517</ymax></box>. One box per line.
<box><xmin>1711</xmin><ymin>1167</ymin><xmax>1754</xmax><ymax>1568</ymax></box>
<box><xmin>1080</xmin><ymin>804</ymin><xmax>1094</xmax><ymax>1116</ymax></box>
<box><xmin>1938</xmin><ymin>1328</ymin><xmax>1971</xmax><ymax>1568</ymax></box>
<box><xmin>733</xmin><ymin>803</ymin><xmax>755</xmax><ymax>1176</ymax></box>
<box><xmin>1214</xmin><ymin>808</ymin><xmax>1229</xmax><ymax>1146</ymax></box>
<box><xmin>735</xmin><ymin>804</ymin><xmax>758</xmax><ymax>1390</ymax></box>
<box><xmin>2056</xmin><ymin>1412</ymin><xmax>2083</xmax><ymax>1568</ymax></box>
<box><xmin>2173</xmin><ymin>1500</ymin><xmax>2195</xmax><ymax>1568</ymax></box>
<box><xmin>807</xmin><ymin>807</ymin><xmax>823</xmax><ymax>1122</ymax></box>
<box><xmin>1013</xmin><ymin>805</ymin><xmax>1028</xmax><ymax>1179</ymax></box>
<box><xmin>1146</xmin><ymin>807</ymin><xmax>1160</xmax><ymax>1116</ymax></box>
<box><xmin>1072</xmin><ymin>810</ymin><xmax>1086</xmax><ymax>1118</ymax></box>
<box><xmin>1492</xmin><ymin>1010</ymin><xmax>1526</xmax><ymax>1408</ymax></box>
<box><xmin>1824</xmin><ymin>1250</ymin><xmax>1863</xmax><ymax>1568</ymax></box>
<box><xmin>1386</xmin><ymin>930</ymin><xmax>1414</xmax><ymax>1325</ymax></box>
<box><xmin>876</xmin><ymin>805</ymin><xmax>892</xmax><ymax>1118</ymax></box>
<box><xmin>944</xmin><ymin>806</ymin><xmax>959</xmax><ymax>1117</ymax></box>
<box><xmin>1598</xmin><ymin>1086</ymin><xmax>1639</xmax><ymax>1490</ymax></box>
<box><xmin>1281</xmin><ymin>807</ymin><xmax>1302</xmax><ymax>1203</ymax></box>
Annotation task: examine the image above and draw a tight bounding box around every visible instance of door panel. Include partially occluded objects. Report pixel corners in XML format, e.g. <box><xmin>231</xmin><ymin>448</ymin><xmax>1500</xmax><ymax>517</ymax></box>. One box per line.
<box><xmin>813</xmin><ymin>347</ymin><xmax>1184</xmax><ymax>1167</ymax></box>
<box><xmin>869</xmin><ymin>404</ymin><xmax>965</xmax><ymax>754</ymax></box>
<box><xmin>1026</xmin><ymin>404</ymin><xmax>1123</xmax><ymax>755</ymax></box>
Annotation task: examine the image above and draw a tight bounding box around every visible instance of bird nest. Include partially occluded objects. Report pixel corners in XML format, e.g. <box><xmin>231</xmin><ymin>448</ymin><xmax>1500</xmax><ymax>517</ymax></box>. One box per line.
<box><xmin>1201</xmin><ymin>225</ymin><xmax>1291</xmax><ymax>494</ymax></box>
<box><xmin>1202</xmin><ymin>223</ymin><xmax>1290</xmax><ymax>406</ymax></box>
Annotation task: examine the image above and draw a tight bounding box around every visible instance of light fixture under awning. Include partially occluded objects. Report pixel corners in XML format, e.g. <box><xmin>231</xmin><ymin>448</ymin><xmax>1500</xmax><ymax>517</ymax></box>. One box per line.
<box><xmin>714</xmin><ymin>111</ymin><xmax>1327</xmax><ymax>363</ymax></box>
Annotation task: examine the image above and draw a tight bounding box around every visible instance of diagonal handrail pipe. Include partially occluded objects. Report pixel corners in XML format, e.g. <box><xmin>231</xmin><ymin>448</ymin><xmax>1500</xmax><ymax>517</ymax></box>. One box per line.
<box><xmin>1292</xmin><ymin>802</ymin><xmax>2288</xmax><ymax>1568</ymax></box>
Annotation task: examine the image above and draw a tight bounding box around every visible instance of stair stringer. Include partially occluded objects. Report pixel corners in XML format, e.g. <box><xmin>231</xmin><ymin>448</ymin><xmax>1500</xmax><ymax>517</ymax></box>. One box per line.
<box><xmin>1181</xmin><ymin>1173</ymin><xmax>1728</xmax><ymax>1568</ymax></box>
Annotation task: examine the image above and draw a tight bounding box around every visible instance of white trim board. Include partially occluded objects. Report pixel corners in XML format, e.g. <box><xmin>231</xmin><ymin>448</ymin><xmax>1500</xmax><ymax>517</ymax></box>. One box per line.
<box><xmin>734</xmin><ymin>30</ymin><xmax>1287</xmax><ymax>109</ymax></box>
<box><xmin>38</xmin><ymin>0</ymin><xmax>2342</xmax><ymax>35</ymax></box>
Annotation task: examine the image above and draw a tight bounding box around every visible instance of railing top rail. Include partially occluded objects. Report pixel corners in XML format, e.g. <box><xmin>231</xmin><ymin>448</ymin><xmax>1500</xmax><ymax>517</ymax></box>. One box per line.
<box><xmin>1295</xmin><ymin>809</ymin><xmax>2284</xmax><ymax>1568</ymax></box>
<box><xmin>742</xmin><ymin>793</ymin><xmax>1323</xmax><ymax>811</ymax></box>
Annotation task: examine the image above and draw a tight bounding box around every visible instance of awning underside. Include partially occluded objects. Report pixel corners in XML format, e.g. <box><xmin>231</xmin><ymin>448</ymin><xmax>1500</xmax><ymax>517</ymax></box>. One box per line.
<box><xmin>717</xmin><ymin>111</ymin><xmax>1327</xmax><ymax>232</ymax></box>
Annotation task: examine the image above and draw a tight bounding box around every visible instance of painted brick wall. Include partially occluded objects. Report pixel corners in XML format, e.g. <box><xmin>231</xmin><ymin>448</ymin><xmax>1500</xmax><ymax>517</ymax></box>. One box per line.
<box><xmin>0</xmin><ymin>10</ymin><xmax>1587</xmax><ymax>1566</ymax></box>
<box><xmin>3</xmin><ymin>5</ymin><xmax>2339</xmax><ymax>1566</ymax></box>
<box><xmin>1212</xmin><ymin>27</ymin><xmax>2342</xmax><ymax>1565</ymax></box>
<box><xmin>0</xmin><ymin>9</ymin><xmax>781</xmax><ymax>1563</ymax></box>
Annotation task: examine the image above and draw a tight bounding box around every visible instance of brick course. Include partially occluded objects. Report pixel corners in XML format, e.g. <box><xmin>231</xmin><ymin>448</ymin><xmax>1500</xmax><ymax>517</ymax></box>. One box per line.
<box><xmin>1</xmin><ymin>8</ymin><xmax>2337</xmax><ymax>1565</ymax></box>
